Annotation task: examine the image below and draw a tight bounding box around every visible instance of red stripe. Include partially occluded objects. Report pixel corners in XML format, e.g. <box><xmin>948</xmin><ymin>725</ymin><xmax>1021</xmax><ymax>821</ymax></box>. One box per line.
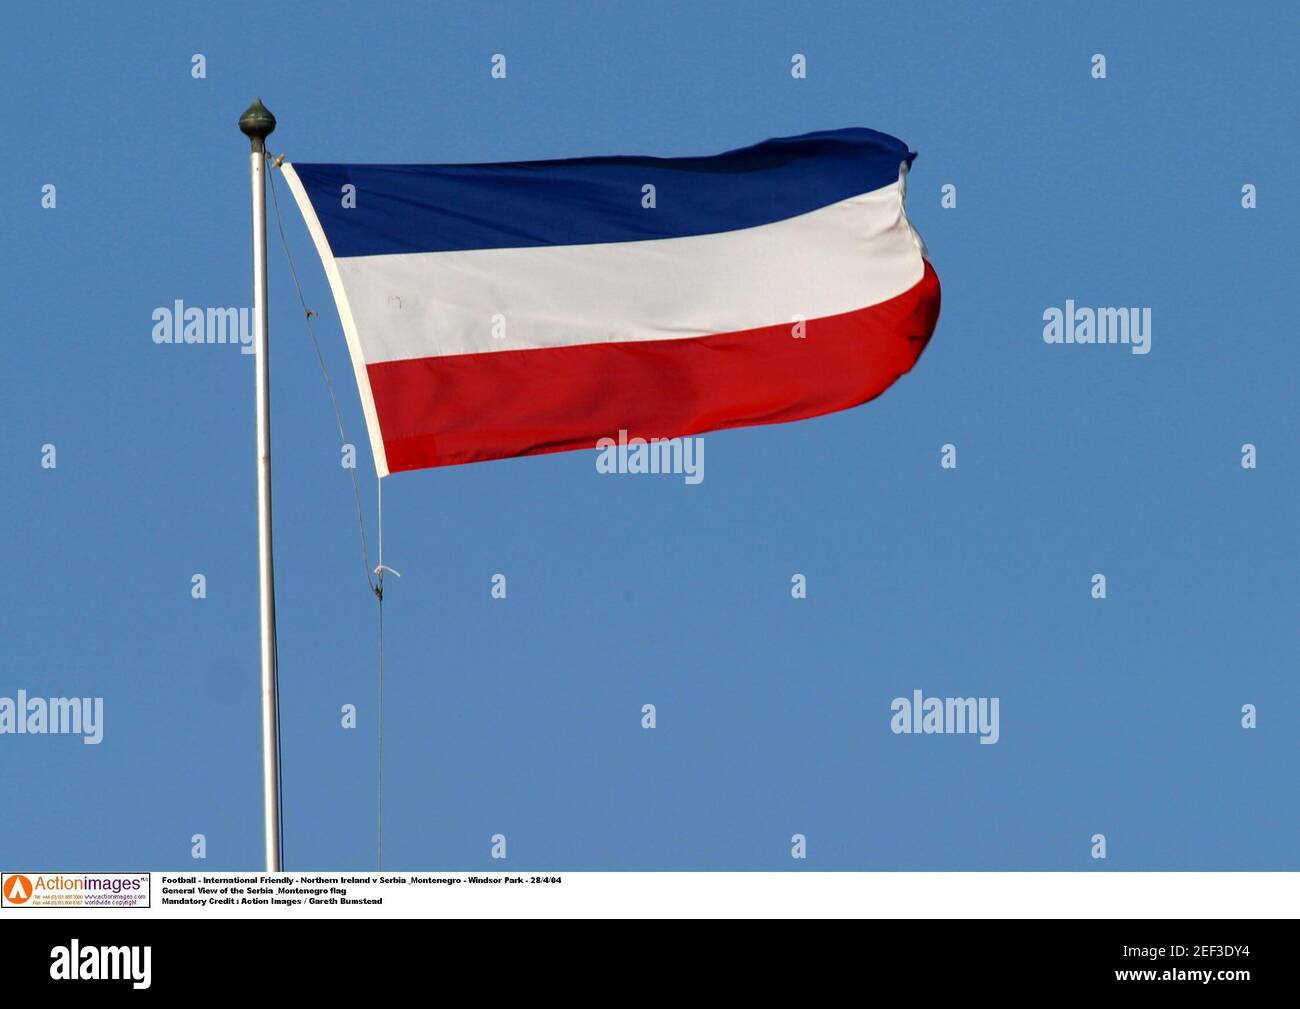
<box><xmin>369</xmin><ymin>261</ymin><xmax>940</xmax><ymax>472</ymax></box>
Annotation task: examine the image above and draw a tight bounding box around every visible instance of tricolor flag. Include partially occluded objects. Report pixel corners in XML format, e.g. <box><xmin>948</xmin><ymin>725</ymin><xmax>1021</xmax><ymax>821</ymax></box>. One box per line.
<box><xmin>284</xmin><ymin>127</ymin><xmax>940</xmax><ymax>476</ymax></box>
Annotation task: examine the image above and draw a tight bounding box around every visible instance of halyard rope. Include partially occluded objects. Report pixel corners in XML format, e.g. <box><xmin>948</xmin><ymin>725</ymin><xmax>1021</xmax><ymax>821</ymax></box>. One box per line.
<box><xmin>268</xmin><ymin>154</ymin><xmax>389</xmax><ymax>869</ymax></box>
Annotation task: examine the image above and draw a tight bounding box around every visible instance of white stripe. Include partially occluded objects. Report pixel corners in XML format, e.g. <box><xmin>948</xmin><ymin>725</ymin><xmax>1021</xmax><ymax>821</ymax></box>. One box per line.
<box><xmin>282</xmin><ymin>163</ymin><xmax>390</xmax><ymax>477</ymax></box>
<box><xmin>332</xmin><ymin>179</ymin><xmax>924</xmax><ymax>365</ymax></box>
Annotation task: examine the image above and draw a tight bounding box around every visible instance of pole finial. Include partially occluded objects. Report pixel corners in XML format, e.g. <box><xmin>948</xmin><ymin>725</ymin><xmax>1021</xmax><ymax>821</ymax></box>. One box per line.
<box><xmin>239</xmin><ymin>98</ymin><xmax>277</xmax><ymax>147</ymax></box>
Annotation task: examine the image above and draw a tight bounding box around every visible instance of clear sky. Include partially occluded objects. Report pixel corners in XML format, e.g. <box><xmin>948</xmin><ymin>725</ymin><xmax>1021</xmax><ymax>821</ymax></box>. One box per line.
<box><xmin>3</xmin><ymin>0</ymin><xmax>1296</xmax><ymax>871</ymax></box>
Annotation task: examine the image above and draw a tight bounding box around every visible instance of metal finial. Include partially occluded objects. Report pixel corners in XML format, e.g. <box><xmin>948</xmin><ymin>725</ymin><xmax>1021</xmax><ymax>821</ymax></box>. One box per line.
<box><xmin>238</xmin><ymin>99</ymin><xmax>277</xmax><ymax>147</ymax></box>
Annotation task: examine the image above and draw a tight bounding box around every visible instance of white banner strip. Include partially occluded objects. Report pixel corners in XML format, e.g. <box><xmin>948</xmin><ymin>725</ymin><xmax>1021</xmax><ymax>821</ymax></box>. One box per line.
<box><xmin>22</xmin><ymin>872</ymin><xmax>1300</xmax><ymax>920</ymax></box>
<box><xmin>332</xmin><ymin>183</ymin><xmax>925</xmax><ymax>364</ymax></box>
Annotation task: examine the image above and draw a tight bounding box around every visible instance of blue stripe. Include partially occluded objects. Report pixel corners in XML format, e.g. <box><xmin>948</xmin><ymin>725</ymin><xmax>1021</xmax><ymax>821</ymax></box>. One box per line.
<box><xmin>292</xmin><ymin>127</ymin><xmax>914</xmax><ymax>257</ymax></box>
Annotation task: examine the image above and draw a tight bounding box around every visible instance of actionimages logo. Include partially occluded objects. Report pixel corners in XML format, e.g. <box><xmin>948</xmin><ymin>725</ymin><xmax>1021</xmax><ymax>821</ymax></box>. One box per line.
<box><xmin>2</xmin><ymin>873</ymin><xmax>150</xmax><ymax>909</ymax></box>
<box><xmin>4</xmin><ymin>873</ymin><xmax>33</xmax><ymax>904</ymax></box>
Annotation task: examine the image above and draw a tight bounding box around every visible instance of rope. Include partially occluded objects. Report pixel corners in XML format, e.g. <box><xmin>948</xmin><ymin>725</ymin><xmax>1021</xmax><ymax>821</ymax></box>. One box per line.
<box><xmin>268</xmin><ymin>154</ymin><xmax>396</xmax><ymax>870</ymax></box>
<box><xmin>377</xmin><ymin>571</ymin><xmax>384</xmax><ymax>869</ymax></box>
<box><xmin>267</xmin><ymin>156</ymin><xmax>377</xmax><ymax>596</ymax></box>
<box><xmin>376</xmin><ymin>477</ymin><xmax>385</xmax><ymax>870</ymax></box>
<box><xmin>370</xmin><ymin>478</ymin><xmax>403</xmax><ymax>867</ymax></box>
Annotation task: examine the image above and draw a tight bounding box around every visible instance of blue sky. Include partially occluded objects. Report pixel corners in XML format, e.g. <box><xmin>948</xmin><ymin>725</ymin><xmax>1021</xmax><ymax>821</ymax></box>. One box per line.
<box><xmin>2</xmin><ymin>0</ymin><xmax>1296</xmax><ymax>871</ymax></box>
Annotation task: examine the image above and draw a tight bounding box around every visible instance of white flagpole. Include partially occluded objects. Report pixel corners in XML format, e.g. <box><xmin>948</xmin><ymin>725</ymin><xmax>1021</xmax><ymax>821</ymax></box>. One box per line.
<box><xmin>239</xmin><ymin>98</ymin><xmax>283</xmax><ymax>872</ymax></box>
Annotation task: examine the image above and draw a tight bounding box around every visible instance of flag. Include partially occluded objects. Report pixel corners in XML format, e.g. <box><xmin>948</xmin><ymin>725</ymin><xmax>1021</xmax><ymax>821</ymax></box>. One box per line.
<box><xmin>283</xmin><ymin>127</ymin><xmax>940</xmax><ymax>476</ymax></box>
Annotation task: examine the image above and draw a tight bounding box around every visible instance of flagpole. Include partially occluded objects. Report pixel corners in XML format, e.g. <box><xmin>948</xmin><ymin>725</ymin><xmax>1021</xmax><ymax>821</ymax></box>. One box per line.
<box><xmin>239</xmin><ymin>98</ymin><xmax>283</xmax><ymax>873</ymax></box>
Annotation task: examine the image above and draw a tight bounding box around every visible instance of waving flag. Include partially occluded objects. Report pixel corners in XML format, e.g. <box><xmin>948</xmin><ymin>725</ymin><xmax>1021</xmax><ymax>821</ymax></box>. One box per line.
<box><xmin>284</xmin><ymin>128</ymin><xmax>940</xmax><ymax>476</ymax></box>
